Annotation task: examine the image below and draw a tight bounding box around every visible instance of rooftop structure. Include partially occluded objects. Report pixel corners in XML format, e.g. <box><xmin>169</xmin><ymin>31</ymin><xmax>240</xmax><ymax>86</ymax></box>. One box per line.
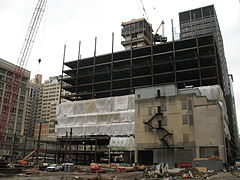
<box><xmin>121</xmin><ymin>18</ymin><xmax>153</xmax><ymax>49</ymax></box>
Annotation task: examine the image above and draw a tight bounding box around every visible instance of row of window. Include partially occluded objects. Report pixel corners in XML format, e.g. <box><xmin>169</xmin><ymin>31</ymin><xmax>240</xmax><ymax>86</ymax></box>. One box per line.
<box><xmin>144</xmin><ymin>99</ymin><xmax>193</xmax><ymax>116</ymax></box>
<box><xmin>153</xmin><ymin>114</ymin><xmax>193</xmax><ymax>127</ymax></box>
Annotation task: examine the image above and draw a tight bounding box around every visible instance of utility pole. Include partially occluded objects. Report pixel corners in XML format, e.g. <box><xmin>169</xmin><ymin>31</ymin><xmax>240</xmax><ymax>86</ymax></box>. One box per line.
<box><xmin>23</xmin><ymin>136</ymin><xmax>27</xmax><ymax>159</ymax></box>
<box><xmin>36</xmin><ymin>120</ymin><xmax>44</xmax><ymax>166</ymax></box>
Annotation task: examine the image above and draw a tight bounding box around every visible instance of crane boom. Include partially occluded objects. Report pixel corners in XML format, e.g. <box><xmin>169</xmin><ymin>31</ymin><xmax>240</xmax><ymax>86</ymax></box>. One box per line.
<box><xmin>153</xmin><ymin>20</ymin><xmax>167</xmax><ymax>44</ymax></box>
<box><xmin>155</xmin><ymin>20</ymin><xmax>164</xmax><ymax>36</ymax></box>
<box><xmin>0</xmin><ymin>0</ymin><xmax>47</xmax><ymax>146</ymax></box>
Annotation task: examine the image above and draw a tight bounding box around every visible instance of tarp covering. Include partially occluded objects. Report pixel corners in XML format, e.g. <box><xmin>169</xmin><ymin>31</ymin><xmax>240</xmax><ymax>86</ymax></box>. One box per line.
<box><xmin>56</xmin><ymin>95</ymin><xmax>135</xmax><ymax>137</ymax></box>
<box><xmin>109</xmin><ymin>136</ymin><xmax>135</xmax><ymax>151</ymax></box>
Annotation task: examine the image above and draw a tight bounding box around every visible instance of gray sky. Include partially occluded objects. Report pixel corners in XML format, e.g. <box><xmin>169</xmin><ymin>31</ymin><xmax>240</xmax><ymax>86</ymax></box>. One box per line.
<box><xmin>0</xmin><ymin>0</ymin><xmax>240</xmax><ymax>129</ymax></box>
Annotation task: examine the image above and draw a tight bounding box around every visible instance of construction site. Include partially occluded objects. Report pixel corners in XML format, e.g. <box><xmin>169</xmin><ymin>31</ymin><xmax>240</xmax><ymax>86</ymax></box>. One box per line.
<box><xmin>0</xmin><ymin>0</ymin><xmax>240</xmax><ymax>179</ymax></box>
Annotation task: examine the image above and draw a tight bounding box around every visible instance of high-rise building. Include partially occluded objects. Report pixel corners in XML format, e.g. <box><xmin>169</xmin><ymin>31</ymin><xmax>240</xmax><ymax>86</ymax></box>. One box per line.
<box><xmin>179</xmin><ymin>4</ymin><xmax>238</xmax><ymax>163</ymax></box>
<box><xmin>35</xmin><ymin>76</ymin><xmax>62</xmax><ymax>139</ymax></box>
<box><xmin>0</xmin><ymin>58</ymin><xmax>30</xmax><ymax>160</ymax></box>
<box><xmin>25</xmin><ymin>74</ymin><xmax>42</xmax><ymax>138</ymax></box>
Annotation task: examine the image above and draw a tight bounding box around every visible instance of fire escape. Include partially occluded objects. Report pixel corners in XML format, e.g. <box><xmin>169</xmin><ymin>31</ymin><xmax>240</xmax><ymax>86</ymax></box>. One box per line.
<box><xmin>143</xmin><ymin>106</ymin><xmax>173</xmax><ymax>148</ymax></box>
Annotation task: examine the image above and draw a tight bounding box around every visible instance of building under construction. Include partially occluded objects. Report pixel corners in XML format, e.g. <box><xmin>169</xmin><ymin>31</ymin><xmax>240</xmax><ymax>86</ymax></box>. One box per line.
<box><xmin>59</xmin><ymin>5</ymin><xmax>238</xmax><ymax>165</ymax></box>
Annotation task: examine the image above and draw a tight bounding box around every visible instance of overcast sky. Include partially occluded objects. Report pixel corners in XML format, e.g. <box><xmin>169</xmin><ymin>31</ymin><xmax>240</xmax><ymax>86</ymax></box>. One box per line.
<box><xmin>0</xmin><ymin>0</ymin><xmax>240</xmax><ymax>129</ymax></box>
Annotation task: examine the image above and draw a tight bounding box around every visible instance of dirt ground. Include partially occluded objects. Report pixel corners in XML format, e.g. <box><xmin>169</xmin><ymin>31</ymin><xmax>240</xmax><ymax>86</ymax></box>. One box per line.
<box><xmin>1</xmin><ymin>170</ymin><xmax>240</xmax><ymax>180</ymax></box>
<box><xmin>0</xmin><ymin>171</ymin><xmax>144</xmax><ymax>180</ymax></box>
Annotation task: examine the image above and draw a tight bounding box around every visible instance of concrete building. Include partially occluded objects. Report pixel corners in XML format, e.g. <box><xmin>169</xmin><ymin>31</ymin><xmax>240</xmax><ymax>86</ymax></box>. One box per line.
<box><xmin>0</xmin><ymin>58</ymin><xmax>30</xmax><ymax>159</ymax></box>
<box><xmin>121</xmin><ymin>18</ymin><xmax>153</xmax><ymax>49</ymax></box>
<box><xmin>179</xmin><ymin>5</ymin><xmax>221</xmax><ymax>39</ymax></box>
<box><xmin>135</xmin><ymin>85</ymin><xmax>229</xmax><ymax>165</ymax></box>
<box><xmin>35</xmin><ymin>76</ymin><xmax>62</xmax><ymax>140</ymax></box>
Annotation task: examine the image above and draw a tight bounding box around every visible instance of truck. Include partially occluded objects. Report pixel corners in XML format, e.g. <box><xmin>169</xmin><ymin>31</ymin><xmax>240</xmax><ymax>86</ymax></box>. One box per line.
<box><xmin>46</xmin><ymin>164</ymin><xmax>62</xmax><ymax>172</ymax></box>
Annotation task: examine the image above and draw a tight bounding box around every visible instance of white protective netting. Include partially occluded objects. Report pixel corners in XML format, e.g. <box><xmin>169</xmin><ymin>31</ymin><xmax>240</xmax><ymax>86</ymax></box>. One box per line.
<box><xmin>56</xmin><ymin>95</ymin><xmax>135</xmax><ymax>137</ymax></box>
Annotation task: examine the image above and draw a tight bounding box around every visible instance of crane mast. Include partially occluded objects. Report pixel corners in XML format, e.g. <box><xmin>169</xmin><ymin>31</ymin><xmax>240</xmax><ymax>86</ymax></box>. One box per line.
<box><xmin>0</xmin><ymin>0</ymin><xmax>47</xmax><ymax>146</ymax></box>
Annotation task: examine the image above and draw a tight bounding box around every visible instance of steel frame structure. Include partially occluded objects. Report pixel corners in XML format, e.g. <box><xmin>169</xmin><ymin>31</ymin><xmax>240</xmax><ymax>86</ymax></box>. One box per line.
<box><xmin>62</xmin><ymin>35</ymin><xmax>221</xmax><ymax>101</ymax></box>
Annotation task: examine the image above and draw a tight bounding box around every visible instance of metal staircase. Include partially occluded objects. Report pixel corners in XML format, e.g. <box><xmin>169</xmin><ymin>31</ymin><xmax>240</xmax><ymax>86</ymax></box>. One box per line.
<box><xmin>143</xmin><ymin>112</ymin><xmax>173</xmax><ymax>148</ymax></box>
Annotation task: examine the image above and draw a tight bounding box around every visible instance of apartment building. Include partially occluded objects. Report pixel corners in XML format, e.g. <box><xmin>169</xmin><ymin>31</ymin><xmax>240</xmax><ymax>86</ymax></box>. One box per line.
<box><xmin>0</xmin><ymin>58</ymin><xmax>30</xmax><ymax>159</ymax></box>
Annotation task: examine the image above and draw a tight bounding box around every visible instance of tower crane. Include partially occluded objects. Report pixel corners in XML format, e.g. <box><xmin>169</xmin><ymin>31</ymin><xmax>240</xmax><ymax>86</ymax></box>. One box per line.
<box><xmin>0</xmin><ymin>0</ymin><xmax>47</xmax><ymax>146</ymax></box>
<box><xmin>153</xmin><ymin>20</ymin><xmax>167</xmax><ymax>44</ymax></box>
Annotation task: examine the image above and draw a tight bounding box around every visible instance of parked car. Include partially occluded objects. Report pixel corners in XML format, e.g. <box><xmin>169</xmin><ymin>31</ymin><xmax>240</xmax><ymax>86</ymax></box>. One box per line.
<box><xmin>46</xmin><ymin>164</ymin><xmax>62</xmax><ymax>172</ymax></box>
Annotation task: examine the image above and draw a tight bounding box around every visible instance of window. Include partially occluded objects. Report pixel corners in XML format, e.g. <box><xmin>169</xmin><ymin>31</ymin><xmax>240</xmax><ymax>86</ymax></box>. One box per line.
<box><xmin>6</xmin><ymin>137</ymin><xmax>12</xmax><ymax>143</ymax></box>
<box><xmin>20</xmin><ymin>89</ymin><xmax>26</xmax><ymax>96</ymax></box>
<box><xmin>10</xmin><ymin>108</ymin><xmax>16</xmax><ymax>113</ymax></box>
<box><xmin>6</xmin><ymin>77</ymin><xmax>12</xmax><ymax>83</ymax></box>
<box><xmin>182</xmin><ymin>114</ymin><xmax>188</xmax><ymax>124</ymax></box>
<box><xmin>148</xmin><ymin>107</ymin><xmax>152</xmax><ymax>115</ymax></box>
<box><xmin>16</xmin><ymin>123</ymin><xmax>22</xmax><ymax>129</ymax></box>
<box><xmin>182</xmin><ymin>114</ymin><xmax>194</xmax><ymax>125</ymax></box>
<box><xmin>189</xmin><ymin>114</ymin><xmax>193</xmax><ymax>126</ymax></box>
<box><xmin>199</xmin><ymin>146</ymin><xmax>219</xmax><ymax>158</ymax></box>
<box><xmin>8</xmin><ymin>122</ymin><xmax>14</xmax><ymax>128</ymax></box>
<box><xmin>182</xmin><ymin>100</ymin><xmax>187</xmax><ymax>110</ymax></box>
<box><xmin>183</xmin><ymin>134</ymin><xmax>189</xmax><ymax>143</ymax></box>
<box><xmin>0</xmin><ymin>75</ymin><xmax>4</xmax><ymax>81</ymax></box>
<box><xmin>6</xmin><ymin>71</ymin><xmax>13</xmax><ymax>76</ymax></box>
<box><xmin>131</xmin><ymin>32</ymin><xmax>138</xmax><ymax>39</ymax></box>
<box><xmin>157</xmin><ymin>106</ymin><xmax>162</xmax><ymax>114</ymax></box>
<box><xmin>19</xmin><ymin>96</ymin><xmax>25</xmax><ymax>102</ymax></box>
<box><xmin>162</xmin><ymin>102</ymin><xmax>167</xmax><ymax>111</ymax></box>
<box><xmin>0</xmin><ymin>68</ymin><xmax>6</xmax><ymax>74</ymax></box>
<box><xmin>15</xmin><ymin>138</ymin><xmax>20</xmax><ymax>144</ymax></box>
<box><xmin>18</xmin><ymin>109</ymin><xmax>23</xmax><ymax>115</ymax></box>
<box><xmin>162</xmin><ymin>116</ymin><xmax>167</xmax><ymax>126</ymax></box>
<box><xmin>187</xmin><ymin>99</ymin><xmax>192</xmax><ymax>111</ymax></box>
<box><xmin>5</xmin><ymin>145</ymin><xmax>11</xmax><ymax>150</ymax></box>
<box><xmin>0</xmin><ymin>82</ymin><xmax>4</xmax><ymax>88</ymax></box>
<box><xmin>49</xmin><ymin>124</ymin><xmax>55</xmax><ymax>128</ymax></box>
<box><xmin>48</xmin><ymin>129</ymin><xmax>55</xmax><ymax>133</ymax></box>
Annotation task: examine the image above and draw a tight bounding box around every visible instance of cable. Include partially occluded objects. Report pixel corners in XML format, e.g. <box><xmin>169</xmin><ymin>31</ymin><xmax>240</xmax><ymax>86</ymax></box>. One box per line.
<box><xmin>140</xmin><ymin>0</ymin><xmax>149</xmax><ymax>22</ymax></box>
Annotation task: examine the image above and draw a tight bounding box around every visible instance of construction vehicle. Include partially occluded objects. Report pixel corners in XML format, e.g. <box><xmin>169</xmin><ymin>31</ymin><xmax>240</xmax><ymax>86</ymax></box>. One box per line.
<box><xmin>144</xmin><ymin>163</ymin><xmax>169</xmax><ymax>178</ymax></box>
<box><xmin>153</xmin><ymin>20</ymin><xmax>167</xmax><ymax>43</ymax></box>
<box><xmin>18</xmin><ymin>150</ymin><xmax>36</xmax><ymax>164</ymax></box>
<box><xmin>0</xmin><ymin>0</ymin><xmax>47</xmax><ymax>148</ymax></box>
